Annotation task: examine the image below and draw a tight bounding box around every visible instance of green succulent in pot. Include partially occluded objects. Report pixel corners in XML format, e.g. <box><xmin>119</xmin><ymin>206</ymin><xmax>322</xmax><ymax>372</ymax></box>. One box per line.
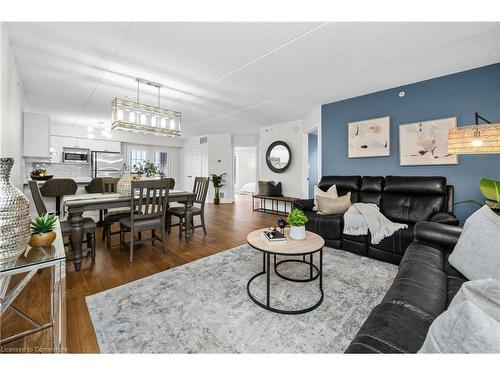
<box><xmin>287</xmin><ymin>209</ymin><xmax>308</xmax><ymax>240</ymax></box>
<box><xmin>29</xmin><ymin>213</ymin><xmax>58</xmax><ymax>248</ymax></box>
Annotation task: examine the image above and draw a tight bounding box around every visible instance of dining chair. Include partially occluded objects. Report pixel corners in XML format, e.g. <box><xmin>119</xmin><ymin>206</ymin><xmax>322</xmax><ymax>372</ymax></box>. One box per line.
<box><xmin>167</xmin><ymin>177</ymin><xmax>209</xmax><ymax>240</ymax></box>
<box><xmin>39</xmin><ymin>178</ymin><xmax>77</xmax><ymax>216</ymax></box>
<box><xmin>119</xmin><ymin>178</ymin><xmax>172</xmax><ymax>262</ymax></box>
<box><xmin>100</xmin><ymin>177</ymin><xmax>131</xmax><ymax>250</ymax></box>
<box><xmin>29</xmin><ymin>180</ymin><xmax>97</xmax><ymax>263</ymax></box>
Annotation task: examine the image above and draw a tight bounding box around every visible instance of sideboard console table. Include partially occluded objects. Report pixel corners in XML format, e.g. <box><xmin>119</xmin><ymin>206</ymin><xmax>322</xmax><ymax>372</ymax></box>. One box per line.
<box><xmin>0</xmin><ymin>222</ymin><xmax>66</xmax><ymax>353</ymax></box>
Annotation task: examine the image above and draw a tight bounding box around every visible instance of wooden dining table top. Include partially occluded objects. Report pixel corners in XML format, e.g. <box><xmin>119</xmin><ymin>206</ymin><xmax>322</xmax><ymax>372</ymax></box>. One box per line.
<box><xmin>63</xmin><ymin>190</ymin><xmax>196</xmax><ymax>211</ymax></box>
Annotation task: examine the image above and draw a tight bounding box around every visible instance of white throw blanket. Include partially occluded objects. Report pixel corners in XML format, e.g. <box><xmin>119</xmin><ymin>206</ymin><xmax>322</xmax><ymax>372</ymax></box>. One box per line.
<box><xmin>343</xmin><ymin>203</ymin><xmax>408</xmax><ymax>245</ymax></box>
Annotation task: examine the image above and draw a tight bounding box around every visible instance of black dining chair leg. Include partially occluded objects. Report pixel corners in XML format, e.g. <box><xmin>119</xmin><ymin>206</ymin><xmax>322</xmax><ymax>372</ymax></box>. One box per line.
<box><xmin>106</xmin><ymin>225</ymin><xmax>112</xmax><ymax>250</ymax></box>
<box><xmin>201</xmin><ymin>212</ymin><xmax>207</xmax><ymax>235</ymax></box>
<box><xmin>129</xmin><ymin>232</ymin><xmax>135</xmax><ymax>262</ymax></box>
<box><xmin>119</xmin><ymin>225</ymin><xmax>124</xmax><ymax>252</ymax></box>
<box><xmin>101</xmin><ymin>225</ymin><xmax>106</xmax><ymax>241</ymax></box>
<box><xmin>178</xmin><ymin>216</ymin><xmax>183</xmax><ymax>240</ymax></box>
<box><xmin>91</xmin><ymin>234</ymin><xmax>96</xmax><ymax>263</ymax></box>
<box><xmin>166</xmin><ymin>214</ymin><xmax>172</xmax><ymax>234</ymax></box>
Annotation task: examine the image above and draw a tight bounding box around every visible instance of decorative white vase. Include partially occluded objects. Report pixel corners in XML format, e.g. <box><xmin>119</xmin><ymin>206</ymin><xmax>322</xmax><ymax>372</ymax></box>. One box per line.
<box><xmin>289</xmin><ymin>225</ymin><xmax>306</xmax><ymax>240</ymax></box>
<box><xmin>117</xmin><ymin>172</ymin><xmax>133</xmax><ymax>196</ymax></box>
<box><xmin>0</xmin><ymin>158</ymin><xmax>31</xmax><ymax>264</ymax></box>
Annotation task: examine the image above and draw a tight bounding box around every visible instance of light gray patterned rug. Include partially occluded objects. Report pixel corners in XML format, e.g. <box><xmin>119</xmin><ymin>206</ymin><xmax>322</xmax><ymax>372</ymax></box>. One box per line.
<box><xmin>86</xmin><ymin>245</ymin><xmax>397</xmax><ymax>353</ymax></box>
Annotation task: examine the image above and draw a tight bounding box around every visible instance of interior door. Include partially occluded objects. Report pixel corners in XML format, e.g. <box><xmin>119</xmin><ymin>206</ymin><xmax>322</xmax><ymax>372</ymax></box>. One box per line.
<box><xmin>184</xmin><ymin>147</ymin><xmax>202</xmax><ymax>191</ymax></box>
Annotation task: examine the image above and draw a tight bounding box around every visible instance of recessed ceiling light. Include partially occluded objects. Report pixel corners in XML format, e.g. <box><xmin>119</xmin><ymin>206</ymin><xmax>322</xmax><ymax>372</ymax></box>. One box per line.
<box><xmin>399</xmin><ymin>91</ymin><xmax>406</xmax><ymax>97</ymax></box>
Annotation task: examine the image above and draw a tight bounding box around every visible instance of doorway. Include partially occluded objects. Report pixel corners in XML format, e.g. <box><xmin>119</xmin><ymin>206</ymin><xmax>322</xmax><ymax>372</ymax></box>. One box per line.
<box><xmin>184</xmin><ymin>146</ymin><xmax>202</xmax><ymax>191</ymax></box>
<box><xmin>233</xmin><ymin>146</ymin><xmax>257</xmax><ymax>196</ymax></box>
<box><xmin>307</xmin><ymin>130</ymin><xmax>319</xmax><ymax>198</ymax></box>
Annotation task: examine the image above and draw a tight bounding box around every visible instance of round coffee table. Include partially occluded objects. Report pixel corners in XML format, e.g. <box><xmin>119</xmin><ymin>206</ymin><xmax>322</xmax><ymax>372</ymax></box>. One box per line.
<box><xmin>246</xmin><ymin>228</ymin><xmax>325</xmax><ymax>315</ymax></box>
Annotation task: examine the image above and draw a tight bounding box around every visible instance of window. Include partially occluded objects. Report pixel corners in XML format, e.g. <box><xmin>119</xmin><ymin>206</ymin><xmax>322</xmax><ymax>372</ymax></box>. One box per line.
<box><xmin>154</xmin><ymin>151</ymin><xmax>168</xmax><ymax>175</ymax></box>
<box><xmin>130</xmin><ymin>149</ymin><xmax>146</xmax><ymax>168</ymax></box>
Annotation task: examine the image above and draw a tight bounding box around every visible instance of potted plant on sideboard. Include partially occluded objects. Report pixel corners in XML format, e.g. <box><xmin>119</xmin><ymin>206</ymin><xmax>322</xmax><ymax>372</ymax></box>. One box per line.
<box><xmin>29</xmin><ymin>213</ymin><xmax>58</xmax><ymax>248</ymax></box>
<box><xmin>210</xmin><ymin>173</ymin><xmax>226</xmax><ymax>205</ymax></box>
<box><xmin>287</xmin><ymin>208</ymin><xmax>308</xmax><ymax>240</ymax></box>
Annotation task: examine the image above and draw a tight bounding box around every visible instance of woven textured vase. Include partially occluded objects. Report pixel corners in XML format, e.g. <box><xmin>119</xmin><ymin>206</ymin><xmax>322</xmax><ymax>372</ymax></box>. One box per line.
<box><xmin>0</xmin><ymin>158</ymin><xmax>31</xmax><ymax>264</ymax></box>
<box><xmin>117</xmin><ymin>172</ymin><xmax>133</xmax><ymax>196</ymax></box>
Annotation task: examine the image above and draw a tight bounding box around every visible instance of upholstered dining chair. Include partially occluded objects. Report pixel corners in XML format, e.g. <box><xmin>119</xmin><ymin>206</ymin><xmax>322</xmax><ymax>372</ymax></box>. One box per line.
<box><xmin>167</xmin><ymin>176</ymin><xmax>209</xmax><ymax>240</ymax></box>
<box><xmin>29</xmin><ymin>180</ymin><xmax>97</xmax><ymax>263</ymax></box>
<box><xmin>100</xmin><ymin>177</ymin><xmax>131</xmax><ymax>250</ymax></box>
<box><xmin>119</xmin><ymin>178</ymin><xmax>173</xmax><ymax>262</ymax></box>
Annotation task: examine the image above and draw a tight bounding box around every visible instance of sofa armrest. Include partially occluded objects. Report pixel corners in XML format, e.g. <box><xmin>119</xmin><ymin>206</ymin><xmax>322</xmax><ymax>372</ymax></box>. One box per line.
<box><xmin>294</xmin><ymin>198</ymin><xmax>314</xmax><ymax>211</ymax></box>
<box><xmin>430</xmin><ymin>211</ymin><xmax>459</xmax><ymax>226</ymax></box>
<box><xmin>414</xmin><ymin>221</ymin><xmax>462</xmax><ymax>251</ymax></box>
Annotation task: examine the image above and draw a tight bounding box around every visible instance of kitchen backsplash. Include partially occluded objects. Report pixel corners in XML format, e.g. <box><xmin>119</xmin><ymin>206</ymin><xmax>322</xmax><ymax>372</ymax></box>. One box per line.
<box><xmin>25</xmin><ymin>159</ymin><xmax>91</xmax><ymax>182</ymax></box>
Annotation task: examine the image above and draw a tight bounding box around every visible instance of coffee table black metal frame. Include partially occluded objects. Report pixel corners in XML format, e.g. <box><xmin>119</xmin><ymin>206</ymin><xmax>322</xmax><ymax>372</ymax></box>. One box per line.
<box><xmin>246</xmin><ymin>244</ymin><xmax>323</xmax><ymax>315</ymax></box>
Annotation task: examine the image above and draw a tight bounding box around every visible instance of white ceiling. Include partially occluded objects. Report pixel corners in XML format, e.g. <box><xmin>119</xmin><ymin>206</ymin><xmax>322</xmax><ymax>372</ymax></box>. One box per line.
<box><xmin>7</xmin><ymin>22</ymin><xmax>500</xmax><ymax>138</ymax></box>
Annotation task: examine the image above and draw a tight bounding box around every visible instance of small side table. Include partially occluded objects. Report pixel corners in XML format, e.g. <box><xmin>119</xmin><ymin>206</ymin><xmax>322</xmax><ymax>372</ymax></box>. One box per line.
<box><xmin>246</xmin><ymin>228</ymin><xmax>325</xmax><ymax>315</ymax></box>
<box><xmin>0</xmin><ymin>223</ymin><xmax>66</xmax><ymax>353</ymax></box>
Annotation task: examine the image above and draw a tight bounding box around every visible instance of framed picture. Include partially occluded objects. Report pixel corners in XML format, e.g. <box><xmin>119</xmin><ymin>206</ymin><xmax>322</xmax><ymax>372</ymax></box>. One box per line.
<box><xmin>399</xmin><ymin>117</ymin><xmax>458</xmax><ymax>166</ymax></box>
<box><xmin>348</xmin><ymin>116</ymin><xmax>391</xmax><ymax>158</ymax></box>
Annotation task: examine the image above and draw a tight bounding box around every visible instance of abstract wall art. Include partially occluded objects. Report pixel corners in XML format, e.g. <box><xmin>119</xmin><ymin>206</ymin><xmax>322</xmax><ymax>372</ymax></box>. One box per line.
<box><xmin>348</xmin><ymin>116</ymin><xmax>391</xmax><ymax>158</ymax></box>
<box><xmin>399</xmin><ymin>116</ymin><xmax>458</xmax><ymax>166</ymax></box>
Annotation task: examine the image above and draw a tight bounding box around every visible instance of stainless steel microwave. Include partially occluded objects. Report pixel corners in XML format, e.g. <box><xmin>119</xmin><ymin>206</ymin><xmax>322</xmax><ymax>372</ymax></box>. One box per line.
<box><xmin>63</xmin><ymin>148</ymin><xmax>90</xmax><ymax>163</ymax></box>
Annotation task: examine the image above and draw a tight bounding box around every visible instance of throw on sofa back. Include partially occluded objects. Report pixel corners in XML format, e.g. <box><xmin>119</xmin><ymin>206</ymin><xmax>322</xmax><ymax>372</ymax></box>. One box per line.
<box><xmin>380</xmin><ymin>176</ymin><xmax>448</xmax><ymax>224</ymax></box>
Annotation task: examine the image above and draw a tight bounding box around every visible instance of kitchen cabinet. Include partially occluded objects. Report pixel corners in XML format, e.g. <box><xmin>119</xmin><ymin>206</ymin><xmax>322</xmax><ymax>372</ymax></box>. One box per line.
<box><xmin>23</xmin><ymin>112</ymin><xmax>50</xmax><ymax>158</ymax></box>
<box><xmin>91</xmin><ymin>139</ymin><xmax>121</xmax><ymax>153</ymax></box>
<box><xmin>49</xmin><ymin>136</ymin><xmax>63</xmax><ymax>163</ymax></box>
<box><xmin>62</xmin><ymin>137</ymin><xmax>90</xmax><ymax>149</ymax></box>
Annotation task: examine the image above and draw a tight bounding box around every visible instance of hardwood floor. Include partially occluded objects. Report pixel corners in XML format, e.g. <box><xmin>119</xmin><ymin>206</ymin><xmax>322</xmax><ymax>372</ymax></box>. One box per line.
<box><xmin>1</xmin><ymin>195</ymin><xmax>277</xmax><ymax>353</ymax></box>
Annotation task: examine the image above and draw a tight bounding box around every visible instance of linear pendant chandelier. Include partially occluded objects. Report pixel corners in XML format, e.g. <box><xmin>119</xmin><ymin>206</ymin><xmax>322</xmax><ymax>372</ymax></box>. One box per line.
<box><xmin>448</xmin><ymin>112</ymin><xmax>500</xmax><ymax>154</ymax></box>
<box><xmin>111</xmin><ymin>78</ymin><xmax>181</xmax><ymax>137</ymax></box>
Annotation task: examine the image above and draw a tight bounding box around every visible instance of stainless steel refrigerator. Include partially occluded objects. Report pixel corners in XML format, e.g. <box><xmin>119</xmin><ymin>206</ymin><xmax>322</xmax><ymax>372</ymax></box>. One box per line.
<box><xmin>91</xmin><ymin>151</ymin><xmax>124</xmax><ymax>178</ymax></box>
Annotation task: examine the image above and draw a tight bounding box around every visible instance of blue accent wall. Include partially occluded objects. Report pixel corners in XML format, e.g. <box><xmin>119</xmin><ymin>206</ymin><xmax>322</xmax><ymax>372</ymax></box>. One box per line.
<box><xmin>322</xmin><ymin>63</ymin><xmax>500</xmax><ymax>224</ymax></box>
<box><xmin>308</xmin><ymin>133</ymin><xmax>318</xmax><ymax>198</ymax></box>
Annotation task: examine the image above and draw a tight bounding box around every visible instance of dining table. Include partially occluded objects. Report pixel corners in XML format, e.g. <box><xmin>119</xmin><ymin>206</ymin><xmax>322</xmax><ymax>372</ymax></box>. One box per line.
<box><xmin>63</xmin><ymin>190</ymin><xmax>196</xmax><ymax>271</ymax></box>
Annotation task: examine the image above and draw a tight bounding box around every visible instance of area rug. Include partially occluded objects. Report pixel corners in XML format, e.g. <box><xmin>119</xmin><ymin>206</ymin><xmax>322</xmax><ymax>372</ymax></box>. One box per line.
<box><xmin>86</xmin><ymin>245</ymin><xmax>397</xmax><ymax>353</ymax></box>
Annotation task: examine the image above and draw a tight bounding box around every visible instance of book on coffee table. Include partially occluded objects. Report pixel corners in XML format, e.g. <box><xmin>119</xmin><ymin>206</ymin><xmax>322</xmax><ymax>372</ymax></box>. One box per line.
<box><xmin>261</xmin><ymin>230</ymin><xmax>286</xmax><ymax>242</ymax></box>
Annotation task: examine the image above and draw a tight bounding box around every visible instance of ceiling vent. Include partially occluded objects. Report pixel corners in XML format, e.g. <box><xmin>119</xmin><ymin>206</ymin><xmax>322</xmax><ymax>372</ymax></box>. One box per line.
<box><xmin>200</xmin><ymin>136</ymin><xmax>208</xmax><ymax>144</ymax></box>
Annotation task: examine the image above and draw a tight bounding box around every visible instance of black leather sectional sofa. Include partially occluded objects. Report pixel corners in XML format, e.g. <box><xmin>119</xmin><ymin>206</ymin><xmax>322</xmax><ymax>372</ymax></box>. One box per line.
<box><xmin>346</xmin><ymin>221</ymin><xmax>466</xmax><ymax>353</ymax></box>
<box><xmin>294</xmin><ymin>175</ymin><xmax>458</xmax><ymax>265</ymax></box>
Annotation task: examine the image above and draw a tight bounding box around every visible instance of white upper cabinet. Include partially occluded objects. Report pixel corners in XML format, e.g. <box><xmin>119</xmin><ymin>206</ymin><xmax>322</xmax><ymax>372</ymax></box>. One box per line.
<box><xmin>49</xmin><ymin>136</ymin><xmax>63</xmax><ymax>163</ymax></box>
<box><xmin>62</xmin><ymin>137</ymin><xmax>91</xmax><ymax>149</ymax></box>
<box><xmin>91</xmin><ymin>139</ymin><xmax>121</xmax><ymax>153</ymax></box>
<box><xmin>23</xmin><ymin>112</ymin><xmax>50</xmax><ymax>158</ymax></box>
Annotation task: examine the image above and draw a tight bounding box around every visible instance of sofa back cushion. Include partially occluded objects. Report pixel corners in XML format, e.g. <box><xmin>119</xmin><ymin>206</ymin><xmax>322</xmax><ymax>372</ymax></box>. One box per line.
<box><xmin>359</xmin><ymin>176</ymin><xmax>384</xmax><ymax>205</ymax></box>
<box><xmin>318</xmin><ymin>176</ymin><xmax>361</xmax><ymax>202</ymax></box>
<box><xmin>381</xmin><ymin>176</ymin><xmax>447</xmax><ymax>224</ymax></box>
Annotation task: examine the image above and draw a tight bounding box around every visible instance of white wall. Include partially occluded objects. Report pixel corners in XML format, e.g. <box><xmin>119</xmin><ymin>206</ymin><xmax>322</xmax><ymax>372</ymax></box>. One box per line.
<box><xmin>181</xmin><ymin>134</ymin><xmax>233</xmax><ymax>203</ymax></box>
<box><xmin>259</xmin><ymin>120</ymin><xmax>304</xmax><ymax>198</ymax></box>
<box><xmin>301</xmin><ymin>107</ymin><xmax>322</xmax><ymax>198</ymax></box>
<box><xmin>234</xmin><ymin>147</ymin><xmax>257</xmax><ymax>192</ymax></box>
<box><xmin>0</xmin><ymin>24</ymin><xmax>25</xmax><ymax>189</ymax></box>
<box><xmin>207</xmin><ymin>134</ymin><xmax>233</xmax><ymax>203</ymax></box>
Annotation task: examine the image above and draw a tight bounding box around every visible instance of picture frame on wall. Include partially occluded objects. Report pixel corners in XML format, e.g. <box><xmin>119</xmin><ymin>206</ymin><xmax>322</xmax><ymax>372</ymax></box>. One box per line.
<box><xmin>399</xmin><ymin>116</ymin><xmax>458</xmax><ymax>166</ymax></box>
<box><xmin>348</xmin><ymin>116</ymin><xmax>391</xmax><ymax>158</ymax></box>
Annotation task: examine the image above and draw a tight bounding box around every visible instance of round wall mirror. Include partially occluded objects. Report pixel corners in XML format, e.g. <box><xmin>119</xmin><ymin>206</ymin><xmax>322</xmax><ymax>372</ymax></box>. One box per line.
<box><xmin>266</xmin><ymin>141</ymin><xmax>291</xmax><ymax>173</ymax></box>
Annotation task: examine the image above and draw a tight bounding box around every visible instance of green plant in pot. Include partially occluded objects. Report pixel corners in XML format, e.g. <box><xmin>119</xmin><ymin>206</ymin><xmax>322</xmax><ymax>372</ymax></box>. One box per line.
<box><xmin>29</xmin><ymin>213</ymin><xmax>58</xmax><ymax>248</ymax></box>
<box><xmin>210</xmin><ymin>173</ymin><xmax>226</xmax><ymax>204</ymax></box>
<box><xmin>134</xmin><ymin>160</ymin><xmax>161</xmax><ymax>179</ymax></box>
<box><xmin>287</xmin><ymin>208</ymin><xmax>308</xmax><ymax>240</ymax></box>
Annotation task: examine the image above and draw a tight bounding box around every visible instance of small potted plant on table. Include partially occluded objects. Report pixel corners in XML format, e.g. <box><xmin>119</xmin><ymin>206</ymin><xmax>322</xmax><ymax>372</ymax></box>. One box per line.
<box><xmin>287</xmin><ymin>208</ymin><xmax>308</xmax><ymax>240</ymax></box>
<box><xmin>29</xmin><ymin>213</ymin><xmax>58</xmax><ymax>248</ymax></box>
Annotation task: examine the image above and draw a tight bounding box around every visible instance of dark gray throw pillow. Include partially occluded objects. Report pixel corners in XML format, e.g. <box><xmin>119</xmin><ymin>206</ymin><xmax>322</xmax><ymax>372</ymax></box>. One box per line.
<box><xmin>268</xmin><ymin>182</ymin><xmax>282</xmax><ymax>197</ymax></box>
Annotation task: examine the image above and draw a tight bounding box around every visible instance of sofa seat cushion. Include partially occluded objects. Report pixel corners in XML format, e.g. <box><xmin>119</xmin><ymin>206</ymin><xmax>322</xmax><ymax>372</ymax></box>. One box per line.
<box><xmin>400</xmin><ymin>240</ymin><xmax>444</xmax><ymax>271</ymax></box>
<box><xmin>382</xmin><ymin>261</ymin><xmax>447</xmax><ymax>319</ymax></box>
<box><xmin>304</xmin><ymin>211</ymin><xmax>342</xmax><ymax>240</ymax></box>
<box><xmin>345</xmin><ymin>302</ymin><xmax>433</xmax><ymax>353</ymax></box>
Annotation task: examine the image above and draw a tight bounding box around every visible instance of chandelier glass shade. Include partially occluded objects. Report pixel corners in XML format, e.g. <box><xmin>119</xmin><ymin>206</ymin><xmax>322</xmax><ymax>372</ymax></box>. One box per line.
<box><xmin>111</xmin><ymin>78</ymin><xmax>181</xmax><ymax>137</ymax></box>
<box><xmin>448</xmin><ymin>123</ymin><xmax>500</xmax><ymax>154</ymax></box>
